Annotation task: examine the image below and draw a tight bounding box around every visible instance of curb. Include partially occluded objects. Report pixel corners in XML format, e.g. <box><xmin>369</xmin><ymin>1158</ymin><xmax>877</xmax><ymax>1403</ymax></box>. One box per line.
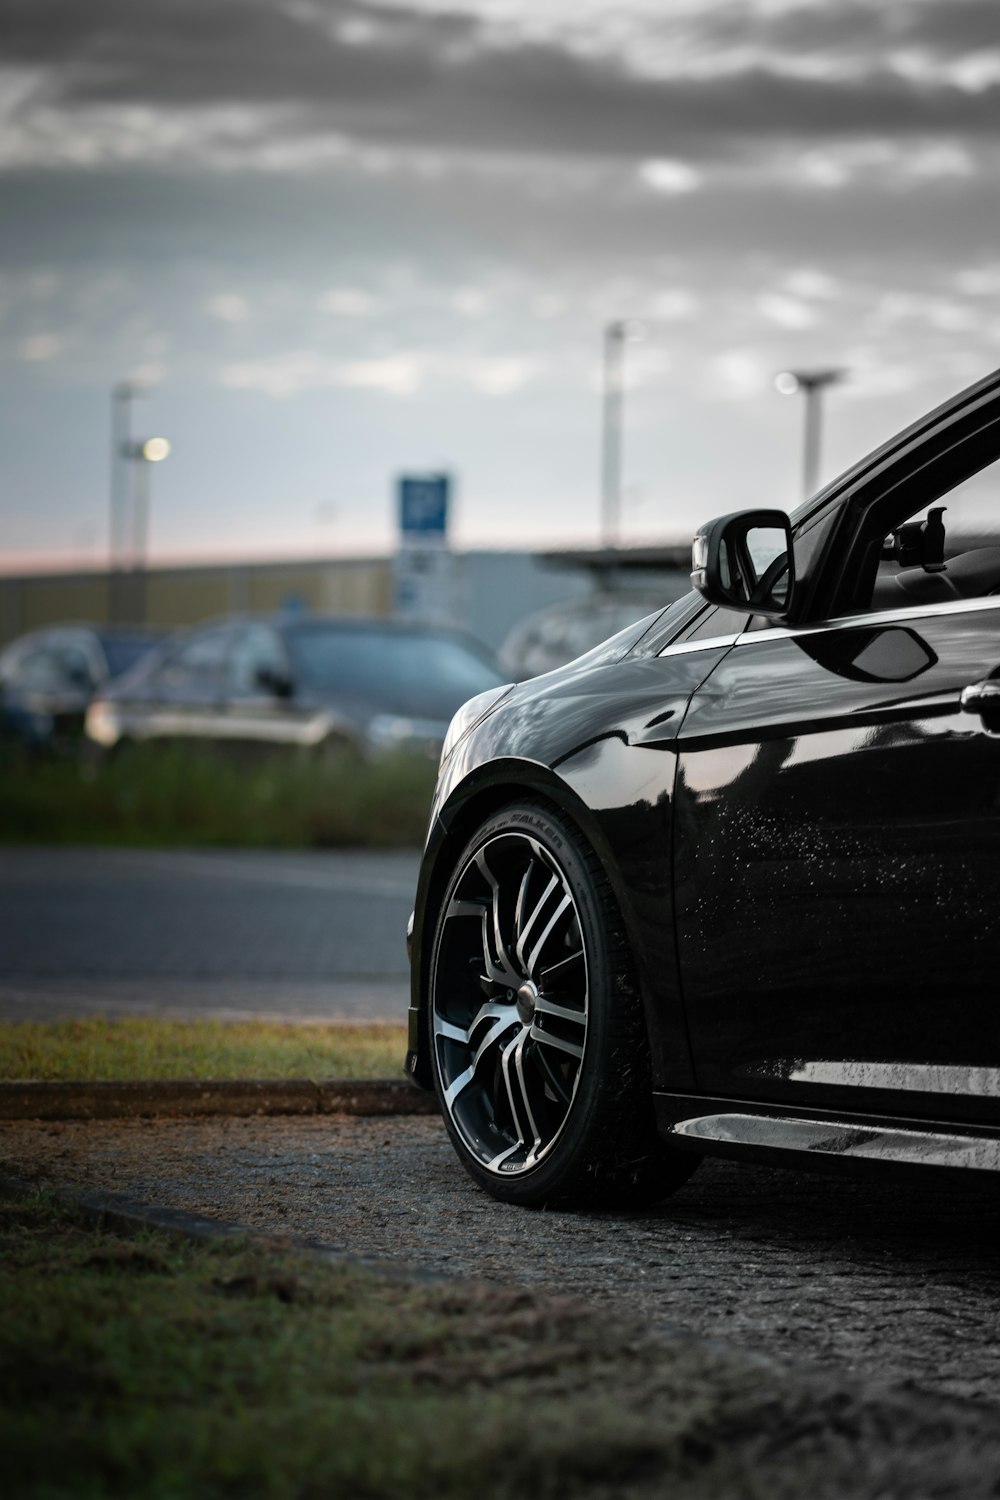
<box><xmin>0</xmin><ymin>1174</ymin><xmax>450</xmax><ymax>1287</ymax></box>
<box><xmin>0</xmin><ymin>1078</ymin><xmax>439</xmax><ymax>1122</ymax></box>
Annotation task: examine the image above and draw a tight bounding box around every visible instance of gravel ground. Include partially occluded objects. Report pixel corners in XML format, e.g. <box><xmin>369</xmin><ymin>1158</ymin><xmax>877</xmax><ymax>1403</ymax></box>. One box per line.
<box><xmin>4</xmin><ymin>1111</ymin><xmax>1000</xmax><ymax>1410</ymax></box>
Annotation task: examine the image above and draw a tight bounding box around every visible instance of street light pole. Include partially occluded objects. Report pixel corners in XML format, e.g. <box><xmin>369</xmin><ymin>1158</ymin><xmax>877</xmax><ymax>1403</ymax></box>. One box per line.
<box><xmin>601</xmin><ymin>319</ymin><xmax>645</xmax><ymax>550</ymax></box>
<box><xmin>109</xmin><ymin>381</ymin><xmax>144</xmax><ymax>570</ymax></box>
<box><xmin>774</xmin><ymin>368</ymin><xmax>845</xmax><ymax>499</ymax></box>
<box><xmin>122</xmin><ymin>437</ymin><xmax>171</xmax><ymax>620</ymax></box>
<box><xmin>601</xmin><ymin>323</ymin><xmax>624</xmax><ymax>550</ymax></box>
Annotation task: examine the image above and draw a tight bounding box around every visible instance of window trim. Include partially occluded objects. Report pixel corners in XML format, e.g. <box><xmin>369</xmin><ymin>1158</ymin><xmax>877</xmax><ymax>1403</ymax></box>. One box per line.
<box><xmin>734</xmin><ymin>590</ymin><xmax>1000</xmax><ymax>648</ymax></box>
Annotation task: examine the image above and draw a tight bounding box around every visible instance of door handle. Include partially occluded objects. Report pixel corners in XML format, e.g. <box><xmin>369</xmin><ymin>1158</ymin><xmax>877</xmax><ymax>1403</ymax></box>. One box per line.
<box><xmin>960</xmin><ymin>679</ymin><xmax>1000</xmax><ymax>716</ymax></box>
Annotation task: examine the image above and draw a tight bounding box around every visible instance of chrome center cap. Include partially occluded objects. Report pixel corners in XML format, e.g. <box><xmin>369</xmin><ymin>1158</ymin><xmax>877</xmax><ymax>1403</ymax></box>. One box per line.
<box><xmin>515</xmin><ymin>980</ymin><xmax>538</xmax><ymax>1025</ymax></box>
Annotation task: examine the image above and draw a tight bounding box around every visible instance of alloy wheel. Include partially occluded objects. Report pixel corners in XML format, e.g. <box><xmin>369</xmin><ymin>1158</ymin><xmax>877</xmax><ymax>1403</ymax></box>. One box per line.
<box><xmin>431</xmin><ymin>829</ymin><xmax>589</xmax><ymax>1178</ymax></box>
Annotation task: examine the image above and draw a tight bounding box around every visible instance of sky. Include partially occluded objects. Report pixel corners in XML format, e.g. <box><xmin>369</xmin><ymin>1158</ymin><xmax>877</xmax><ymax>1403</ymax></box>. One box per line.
<box><xmin>2</xmin><ymin>0</ymin><xmax>999</xmax><ymax>571</ymax></box>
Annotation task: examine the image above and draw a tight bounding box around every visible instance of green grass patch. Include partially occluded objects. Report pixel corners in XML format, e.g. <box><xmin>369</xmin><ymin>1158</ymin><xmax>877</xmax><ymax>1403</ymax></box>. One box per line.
<box><xmin>0</xmin><ymin>1190</ymin><xmax>674</xmax><ymax>1500</ymax></box>
<box><xmin>0</xmin><ymin>1019</ymin><xmax>407</xmax><ymax>1082</ymax></box>
<box><xmin>2</xmin><ymin>1189</ymin><xmax>990</xmax><ymax>1500</ymax></box>
<box><xmin>0</xmin><ymin>743</ymin><xmax>437</xmax><ymax>848</ymax></box>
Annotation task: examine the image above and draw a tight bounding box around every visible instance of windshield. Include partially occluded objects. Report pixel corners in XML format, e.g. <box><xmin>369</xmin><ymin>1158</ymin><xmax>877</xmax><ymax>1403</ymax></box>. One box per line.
<box><xmin>285</xmin><ymin>624</ymin><xmax>505</xmax><ymax>718</ymax></box>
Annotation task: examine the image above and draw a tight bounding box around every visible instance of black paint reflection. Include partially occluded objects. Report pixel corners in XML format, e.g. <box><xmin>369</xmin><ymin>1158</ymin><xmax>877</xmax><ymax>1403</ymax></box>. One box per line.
<box><xmin>674</xmin><ymin>603</ymin><xmax>1000</xmax><ymax>1124</ymax></box>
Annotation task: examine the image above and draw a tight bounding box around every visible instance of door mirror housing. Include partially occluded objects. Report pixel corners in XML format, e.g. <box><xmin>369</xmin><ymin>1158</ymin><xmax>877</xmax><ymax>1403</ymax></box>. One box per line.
<box><xmin>691</xmin><ymin>509</ymin><xmax>795</xmax><ymax>619</ymax></box>
<box><xmin>255</xmin><ymin>665</ymin><xmax>294</xmax><ymax>699</ymax></box>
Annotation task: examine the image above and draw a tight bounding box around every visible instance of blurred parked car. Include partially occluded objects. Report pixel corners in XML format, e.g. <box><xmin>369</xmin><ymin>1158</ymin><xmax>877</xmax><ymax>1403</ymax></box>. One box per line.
<box><xmin>0</xmin><ymin>623</ymin><xmax>165</xmax><ymax>751</ymax></box>
<box><xmin>499</xmin><ymin>590</ymin><xmax>677</xmax><ymax>679</ymax></box>
<box><xmin>85</xmin><ymin>614</ymin><xmax>506</xmax><ymax>759</ymax></box>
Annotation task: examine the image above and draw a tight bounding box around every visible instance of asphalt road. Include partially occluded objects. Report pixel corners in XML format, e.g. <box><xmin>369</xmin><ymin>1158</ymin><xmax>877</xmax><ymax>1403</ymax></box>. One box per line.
<box><xmin>0</xmin><ymin>847</ymin><xmax>420</xmax><ymax>1022</ymax></box>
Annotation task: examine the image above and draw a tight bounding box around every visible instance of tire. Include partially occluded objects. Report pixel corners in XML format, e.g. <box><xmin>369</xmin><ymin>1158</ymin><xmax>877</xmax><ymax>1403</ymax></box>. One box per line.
<box><xmin>428</xmin><ymin>800</ymin><xmax>698</xmax><ymax>1208</ymax></box>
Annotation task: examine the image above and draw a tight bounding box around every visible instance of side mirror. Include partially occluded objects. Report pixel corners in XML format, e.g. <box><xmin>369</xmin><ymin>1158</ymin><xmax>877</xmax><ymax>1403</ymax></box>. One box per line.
<box><xmin>255</xmin><ymin>665</ymin><xmax>294</xmax><ymax>699</ymax></box>
<box><xmin>691</xmin><ymin>509</ymin><xmax>794</xmax><ymax>619</ymax></box>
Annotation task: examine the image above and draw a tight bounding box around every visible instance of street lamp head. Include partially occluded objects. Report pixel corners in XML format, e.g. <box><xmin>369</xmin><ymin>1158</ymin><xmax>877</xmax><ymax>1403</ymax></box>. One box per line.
<box><xmin>775</xmin><ymin>367</ymin><xmax>845</xmax><ymax>396</ymax></box>
<box><xmin>141</xmin><ymin>436</ymin><xmax>171</xmax><ymax>463</ymax></box>
<box><xmin>607</xmin><ymin>318</ymin><xmax>646</xmax><ymax>344</ymax></box>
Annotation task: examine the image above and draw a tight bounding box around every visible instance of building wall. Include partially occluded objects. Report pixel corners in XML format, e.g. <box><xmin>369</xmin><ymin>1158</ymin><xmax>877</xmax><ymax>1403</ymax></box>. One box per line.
<box><xmin>0</xmin><ymin>557</ymin><xmax>394</xmax><ymax>647</ymax></box>
<box><xmin>0</xmin><ymin>550</ymin><xmax>688</xmax><ymax>653</ymax></box>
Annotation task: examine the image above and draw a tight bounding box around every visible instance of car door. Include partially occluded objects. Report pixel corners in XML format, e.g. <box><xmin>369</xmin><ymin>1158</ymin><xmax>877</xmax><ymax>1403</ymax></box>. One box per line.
<box><xmin>674</xmin><ymin>445</ymin><xmax>1000</xmax><ymax>1127</ymax></box>
<box><xmin>221</xmin><ymin>624</ymin><xmax>307</xmax><ymax>748</ymax></box>
<box><xmin>133</xmin><ymin>626</ymin><xmax>235</xmax><ymax>742</ymax></box>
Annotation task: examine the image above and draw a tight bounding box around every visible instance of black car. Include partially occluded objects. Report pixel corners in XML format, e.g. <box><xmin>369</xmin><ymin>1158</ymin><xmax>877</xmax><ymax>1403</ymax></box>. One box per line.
<box><xmin>407</xmin><ymin>365</ymin><xmax>1000</xmax><ymax>1207</ymax></box>
<box><xmin>0</xmin><ymin>624</ymin><xmax>164</xmax><ymax>751</ymax></box>
<box><xmin>85</xmin><ymin>614</ymin><xmax>506</xmax><ymax>759</ymax></box>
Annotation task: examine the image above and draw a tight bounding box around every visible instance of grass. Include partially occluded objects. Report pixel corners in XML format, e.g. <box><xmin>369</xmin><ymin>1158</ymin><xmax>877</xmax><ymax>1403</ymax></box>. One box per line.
<box><xmin>0</xmin><ymin>1189</ymin><xmax>681</xmax><ymax>1500</ymax></box>
<box><xmin>0</xmin><ymin>743</ymin><xmax>437</xmax><ymax>848</ymax></box>
<box><xmin>0</xmin><ymin>1019</ymin><xmax>408</xmax><ymax>1082</ymax></box>
<box><xmin>3</xmin><ymin>1189</ymin><xmax>996</xmax><ymax>1500</ymax></box>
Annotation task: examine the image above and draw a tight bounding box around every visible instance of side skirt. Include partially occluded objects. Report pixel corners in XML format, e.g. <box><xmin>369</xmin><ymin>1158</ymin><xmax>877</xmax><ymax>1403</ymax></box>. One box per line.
<box><xmin>654</xmin><ymin>1092</ymin><xmax>1000</xmax><ymax>1179</ymax></box>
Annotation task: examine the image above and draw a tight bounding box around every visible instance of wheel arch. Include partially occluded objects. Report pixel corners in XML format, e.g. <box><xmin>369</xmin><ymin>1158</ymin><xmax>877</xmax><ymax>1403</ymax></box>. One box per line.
<box><xmin>409</xmin><ymin>755</ymin><xmax>669</xmax><ymax>1091</ymax></box>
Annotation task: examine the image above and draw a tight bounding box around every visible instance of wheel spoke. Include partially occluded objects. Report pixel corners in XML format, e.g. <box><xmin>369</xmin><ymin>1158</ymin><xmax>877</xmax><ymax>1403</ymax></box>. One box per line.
<box><xmin>443</xmin><ymin>1062</ymin><xmax>477</xmax><ymax>1108</ymax></box>
<box><xmin>514</xmin><ymin>871</ymin><xmax>559</xmax><ymax>970</ymax></box>
<box><xmin>533</xmin><ymin>994</ymin><xmax>586</xmax><ymax>1028</ymax></box>
<box><xmin>530</xmin><ymin>1023</ymin><xmax>583</xmax><ymax>1061</ymax></box>
<box><xmin>446</xmin><ymin>897</ymin><xmax>488</xmax><ymax>920</ymax></box>
<box><xmin>500</xmin><ymin>1030</ymin><xmax>544</xmax><ymax>1155</ymax></box>
<box><xmin>525</xmin><ymin>893</ymin><xmax>572</xmax><ymax>977</ymax></box>
<box><xmin>513</xmin><ymin>1030</ymin><xmax>543</xmax><ymax>1160</ymax></box>
<box><xmin>486</xmin><ymin>1142</ymin><xmax>521</xmax><ymax>1172</ymax></box>
<box><xmin>468</xmin><ymin>997</ymin><xmax>511</xmax><ymax>1036</ymax></box>
<box><xmin>475</xmin><ymin>849</ymin><xmax>519</xmax><ymax>987</ymax></box>
<box><xmin>539</xmin><ymin>948</ymin><xmax>585</xmax><ymax>988</ymax></box>
<box><xmin>533</xmin><ymin>1041</ymin><xmax>573</xmax><ymax>1106</ymax></box>
<box><xmin>472</xmin><ymin>1014</ymin><xmax>515</xmax><ymax>1069</ymax></box>
<box><xmin>513</xmin><ymin>858</ymin><xmax>535</xmax><ymax>943</ymax></box>
<box><xmin>434</xmin><ymin>1016</ymin><xmax>469</xmax><ymax>1044</ymax></box>
<box><xmin>499</xmin><ymin>1033</ymin><xmax>527</xmax><ymax>1145</ymax></box>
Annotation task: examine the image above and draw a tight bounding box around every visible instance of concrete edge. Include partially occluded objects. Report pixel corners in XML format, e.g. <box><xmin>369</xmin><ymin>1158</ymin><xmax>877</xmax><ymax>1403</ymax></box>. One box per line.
<box><xmin>0</xmin><ymin>1172</ymin><xmax>450</xmax><ymax>1286</ymax></box>
<box><xmin>0</xmin><ymin>1078</ymin><xmax>439</xmax><ymax>1122</ymax></box>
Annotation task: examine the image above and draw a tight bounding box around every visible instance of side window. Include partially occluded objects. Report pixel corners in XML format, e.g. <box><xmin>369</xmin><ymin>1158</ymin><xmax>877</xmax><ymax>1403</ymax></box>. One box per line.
<box><xmin>228</xmin><ymin>627</ymin><xmax>288</xmax><ymax>694</ymax></box>
<box><xmin>156</xmin><ymin>630</ymin><xmax>232</xmax><ymax>693</ymax></box>
<box><xmin>9</xmin><ymin>647</ymin><xmax>67</xmax><ymax>691</ymax></box>
<box><xmin>866</xmin><ymin>452</ymin><xmax>1000</xmax><ymax>616</ymax></box>
<box><xmin>53</xmin><ymin>643</ymin><xmax>97</xmax><ymax>689</ymax></box>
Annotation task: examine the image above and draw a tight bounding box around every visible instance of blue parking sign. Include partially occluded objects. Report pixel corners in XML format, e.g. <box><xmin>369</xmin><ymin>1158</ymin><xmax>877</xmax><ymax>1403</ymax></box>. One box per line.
<box><xmin>399</xmin><ymin>475</ymin><xmax>449</xmax><ymax>539</ymax></box>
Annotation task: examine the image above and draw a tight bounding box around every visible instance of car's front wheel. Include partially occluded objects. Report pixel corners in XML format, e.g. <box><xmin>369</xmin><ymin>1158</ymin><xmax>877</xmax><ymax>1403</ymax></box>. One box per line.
<box><xmin>428</xmin><ymin>800</ymin><xmax>697</xmax><ymax>1207</ymax></box>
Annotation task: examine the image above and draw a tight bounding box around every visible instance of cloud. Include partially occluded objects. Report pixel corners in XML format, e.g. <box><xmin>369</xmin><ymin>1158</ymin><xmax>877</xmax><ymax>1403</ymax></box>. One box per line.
<box><xmin>220</xmin><ymin>348</ymin><xmax>422</xmax><ymax>397</ymax></box>
<box><xmin>219</xmin><ymin>344</ymin><xmax>541</xmax><ymax>397</ymax></box>
<box><xmin>18</xmin><ymin>331</ymin><xmax>63</xmax><ymax>360</ymax></box>
<box><xmin>1</xmin><ymin>0</ymin><xmax>999</xmax><ymax>182</ymax></box>
<box><xmin>465</xmin><ymin>354</ymin><xmax>538</xmax><ymax>393</ymax></box>
<box><xmin>649</xmin><ymin>287</ymin><xmax>699</xmax><ymax>320</ymax></box>
<box><xmin>637</xmin><ymin>158</ymin><xmax>701</xmax><ymax>194</ymax></box>
<box><xmin>710</xmin><ymin>347</ymin><xmax>773</xmax><ymax>399</ymax></box>
<box><xmin>317</xmin><ymin>287</ymin><xmax>377</xmax><ymax>316</ymax></box>
<box><xmin>955</xmin><ymin>264</ymin><xmax>1000</xmax><ymax>295</ymax></box>
<box><xmin>782</xmin><ymin>268</ymin><xmax>841</xmax><ymax>300</ymax></box>
<box><xmin>208</xmin><ymin>291</ymin><xmax>250</xmax><ymax>322</ymax></box>
<box><xmin>756</xmin><ymin>292</ymin><xmax>818</xmax><ymax>330</ymax></box>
